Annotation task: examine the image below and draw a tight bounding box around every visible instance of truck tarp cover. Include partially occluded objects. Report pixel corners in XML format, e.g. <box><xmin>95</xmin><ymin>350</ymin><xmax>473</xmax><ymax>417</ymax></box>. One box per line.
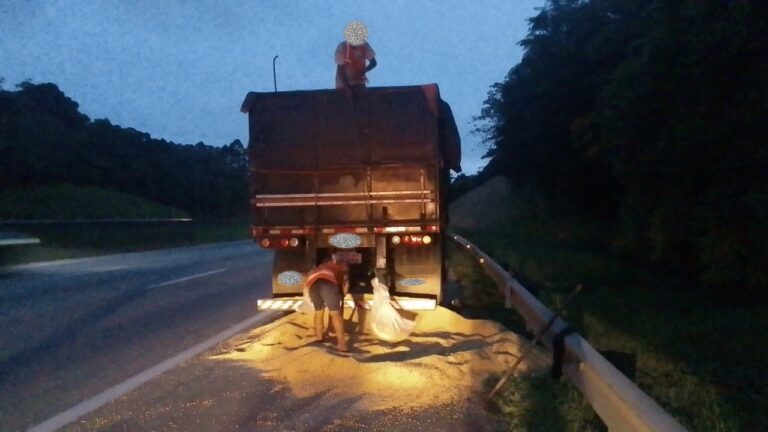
<box><xmin>241</xmin><ymin>84</ymin><xmax>461</xmax><ymax>172</ymax></box>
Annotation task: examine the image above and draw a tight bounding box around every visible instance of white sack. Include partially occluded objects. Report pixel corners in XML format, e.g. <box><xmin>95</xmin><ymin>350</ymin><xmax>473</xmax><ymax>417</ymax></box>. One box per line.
<box><xmin>369</xmin><ymin>277</ymin><xmax>416</xmax><ymax>342</ymax></box>
<box><xmin>296</xmin><ymin>287</ymin><xmax>315</xmax><ymax>314</ymax></box>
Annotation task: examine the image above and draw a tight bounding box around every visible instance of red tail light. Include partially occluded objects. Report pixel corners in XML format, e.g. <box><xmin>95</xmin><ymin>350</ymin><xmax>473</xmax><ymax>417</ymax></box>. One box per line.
<box><xmin>393</xmin><ymin>235</ymin><xmax>431</xmax><ymax>247</ymax></box>
<box><xmin>258</xmin><ymin>237</ymin><xmax>303</xmax><ymax>248</ymax></box>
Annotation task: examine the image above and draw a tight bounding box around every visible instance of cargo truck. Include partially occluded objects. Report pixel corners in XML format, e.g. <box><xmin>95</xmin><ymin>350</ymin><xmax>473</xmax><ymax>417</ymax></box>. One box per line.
<box><xmin>240</xmin><ymin>84</ymin><xmax>461</xmax><ymax>311</ymax></box>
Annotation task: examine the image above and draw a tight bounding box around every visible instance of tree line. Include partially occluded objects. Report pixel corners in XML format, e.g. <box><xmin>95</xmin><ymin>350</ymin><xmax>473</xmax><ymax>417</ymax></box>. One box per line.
<box><xmin>0</xmin><ymin>81</ymin><xmax>248</xmax><ymax>218</ymax></box>
<box><xmin>475</xmin><ymin>0</ymin><xmax>768</xmax><ymax>295</ymax></box>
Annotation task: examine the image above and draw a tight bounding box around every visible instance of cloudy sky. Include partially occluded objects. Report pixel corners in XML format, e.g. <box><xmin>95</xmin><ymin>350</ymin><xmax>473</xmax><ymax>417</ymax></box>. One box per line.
<box><xmin>1</xmin><ymin>0</ymin><xmax>544</xmax><ymax>174</ymax></box>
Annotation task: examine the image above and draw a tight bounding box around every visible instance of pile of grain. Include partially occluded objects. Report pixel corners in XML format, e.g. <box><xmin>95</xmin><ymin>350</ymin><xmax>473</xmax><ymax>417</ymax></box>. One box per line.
<box><xmin>213</xmin><ymin>307</ymin><xmax>548</xmax><ymax>414</ymax></box>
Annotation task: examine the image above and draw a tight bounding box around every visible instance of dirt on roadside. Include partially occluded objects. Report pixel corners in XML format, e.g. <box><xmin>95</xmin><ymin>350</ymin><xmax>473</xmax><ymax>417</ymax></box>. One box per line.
<box><xmin>66</xmin><ymin>307</ymin><xmax>549</xmax><ymax>432</ymax></box>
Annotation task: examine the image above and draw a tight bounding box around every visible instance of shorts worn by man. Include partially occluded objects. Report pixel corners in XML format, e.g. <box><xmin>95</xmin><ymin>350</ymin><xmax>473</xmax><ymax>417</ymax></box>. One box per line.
<box><xmin>305</xmin><ymin>255</ymin><xmax>349</xmax><ymax>351</ymax></box>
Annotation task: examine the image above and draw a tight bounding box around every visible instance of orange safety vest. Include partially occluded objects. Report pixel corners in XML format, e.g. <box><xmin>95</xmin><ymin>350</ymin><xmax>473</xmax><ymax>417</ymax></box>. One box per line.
<box><xmin>305</xmin><ymin>261</ymin><xmax>345</xmax><ymax>289</ymax></box>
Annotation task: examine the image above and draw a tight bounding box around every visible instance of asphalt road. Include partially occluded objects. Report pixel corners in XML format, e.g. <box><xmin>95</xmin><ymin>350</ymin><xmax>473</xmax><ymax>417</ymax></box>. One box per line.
<box><xmin>0</xmin><ymin>240</ymin><xmax>274</xmax><ymax>431</ymax></box>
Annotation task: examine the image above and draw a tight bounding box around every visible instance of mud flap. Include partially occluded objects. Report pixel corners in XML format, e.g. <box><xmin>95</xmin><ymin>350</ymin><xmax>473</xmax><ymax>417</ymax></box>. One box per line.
<box><xmin>272</xmin><ymin>248</ymin><xmax>313</xmax><ymax>296</ymax></box>
<box><xmin>391</xmin><ymin>236</ymin><xmax>443</xmax><ymax>302</ymax></box>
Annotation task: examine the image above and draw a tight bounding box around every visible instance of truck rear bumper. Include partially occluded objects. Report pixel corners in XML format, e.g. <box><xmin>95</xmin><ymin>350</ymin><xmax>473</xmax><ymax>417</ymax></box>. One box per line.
<box><xmin>257</xmin><ymin>295</ymin><xmax>436</xmax><ymax>312</ymax></box>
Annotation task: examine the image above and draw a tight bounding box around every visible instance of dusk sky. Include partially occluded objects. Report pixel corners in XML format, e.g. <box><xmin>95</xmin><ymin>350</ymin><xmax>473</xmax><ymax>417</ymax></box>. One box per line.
<box><xmin>1</xmin><ymin>1</ymin><xmax>545</xmax><ymax>174</ymax></box>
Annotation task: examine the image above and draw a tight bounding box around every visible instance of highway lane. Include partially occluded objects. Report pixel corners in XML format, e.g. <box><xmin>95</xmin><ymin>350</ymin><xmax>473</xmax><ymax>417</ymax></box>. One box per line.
<box><xmin>0</xmin><ymin>240</ymin><xmax>274</xmax><ymax>431</ymax></box>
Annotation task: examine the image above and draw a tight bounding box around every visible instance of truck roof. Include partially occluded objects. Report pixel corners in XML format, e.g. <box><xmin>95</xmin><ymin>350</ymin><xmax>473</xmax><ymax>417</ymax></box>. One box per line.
<box><xmin>241</xmin><ymin>84</ymin><xmax>460</xmax><ymax>172</ymax></box>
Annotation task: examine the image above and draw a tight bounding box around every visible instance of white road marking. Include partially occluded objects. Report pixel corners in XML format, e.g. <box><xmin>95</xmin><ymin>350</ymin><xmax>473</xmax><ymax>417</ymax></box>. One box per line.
<box><xmin>147</xmin><ymin>268</ymin><xmax>228</xmax><ymax>289</ymax></box>
<box><xmin>75</xmin><ymin>265</ymin><xmax>129</xmax><ymax>275</ymax></box>
<box><xmin>9</xmin><ymin>256</ymin><xmax>99</xmax><ymax>270</ymax></box>
<box><xmin>0</xmin><ymin>238</ymin><xmax>40</xmax><ymax>246</ymax></box>
<box><xmin>27</xmin><ymin>310</ymin><xmax>280</xmax><ymax>432</ymax></box>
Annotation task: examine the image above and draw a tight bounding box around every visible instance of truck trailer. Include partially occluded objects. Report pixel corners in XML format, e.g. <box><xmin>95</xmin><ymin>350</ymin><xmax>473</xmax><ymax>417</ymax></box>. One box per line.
<box><xmin>241</xmin><ymin>84</ymin><xmax>461</xmax><ymax>310</ymax></box>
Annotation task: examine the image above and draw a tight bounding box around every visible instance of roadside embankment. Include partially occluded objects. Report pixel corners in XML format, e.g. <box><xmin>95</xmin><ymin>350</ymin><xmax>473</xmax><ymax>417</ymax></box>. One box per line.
<box><xmin>448</xmin><ymin>176</ymin><xmax>766</xmax><ymax>431</ymax></box>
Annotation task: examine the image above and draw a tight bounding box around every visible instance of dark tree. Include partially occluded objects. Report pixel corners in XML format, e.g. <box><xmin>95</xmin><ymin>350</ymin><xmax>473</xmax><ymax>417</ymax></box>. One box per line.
<box><xmin>0</xmin><ymin>82</ymin><xmax>249</xmax><ymax>219</ymax></box>
<box><xmin>477</xmin><ymin>0</ymin><xmax>768</xmax><ymax>295</ymax></box>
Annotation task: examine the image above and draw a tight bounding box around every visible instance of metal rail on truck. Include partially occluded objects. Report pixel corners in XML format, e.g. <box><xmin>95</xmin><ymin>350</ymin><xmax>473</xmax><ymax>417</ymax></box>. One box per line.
<box><xmin>251</xmin><ymin>189</ymin><xmax>436</xmax><ymax>207</ymax></box>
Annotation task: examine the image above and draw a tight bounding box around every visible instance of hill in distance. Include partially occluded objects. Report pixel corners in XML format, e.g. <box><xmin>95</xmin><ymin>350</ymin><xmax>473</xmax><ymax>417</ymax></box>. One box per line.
<box><xmin>0</xmin><ymin>81</ymin><xmax>248</xmax><ymax>219</ymax></box>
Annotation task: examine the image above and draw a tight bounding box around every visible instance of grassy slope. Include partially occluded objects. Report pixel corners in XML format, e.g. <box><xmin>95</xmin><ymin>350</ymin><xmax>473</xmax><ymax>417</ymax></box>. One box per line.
<box><xmin>0</xmin><ymin>184</ymin><xmax>188</xmax><ymax>220</ymax></box>
<box><xmin>447</xmin><ymin>220</ymin><xmax>767</xmax><ymax>431</ymax></box>
<box><xmin>0</xmin><ymin>185</ymin><xmax>252</xmax><ymax>265</ymax></box>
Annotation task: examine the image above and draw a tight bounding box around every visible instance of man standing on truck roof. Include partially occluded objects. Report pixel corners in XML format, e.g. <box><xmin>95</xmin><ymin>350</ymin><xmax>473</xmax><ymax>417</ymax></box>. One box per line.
<box><xmin>305</xmin><ymin>250</ymin><xmax>350</xmax><ymax>352</ymax></box>
<box><xmin>335</xmin><ymin>21</ymin><xmax>377</xmax><ymax>90</ymax></box>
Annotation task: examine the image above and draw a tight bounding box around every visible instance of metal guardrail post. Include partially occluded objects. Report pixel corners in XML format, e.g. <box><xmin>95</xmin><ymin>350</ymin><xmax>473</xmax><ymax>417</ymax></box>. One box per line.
<box><xmin>448</xmin><ymin>231</ymin><xmax>686</xmax><ymax>432</ymax></box>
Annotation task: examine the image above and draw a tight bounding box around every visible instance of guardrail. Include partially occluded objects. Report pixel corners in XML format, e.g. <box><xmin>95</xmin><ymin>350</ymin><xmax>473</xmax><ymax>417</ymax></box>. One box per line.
<box><xmin>449</xmin><ymin>232</ymin><xmax>686</xmax><ymax>432</ymax></box>
<box><xmin>0</xmin><ymin>231</ymin><xmax>41</xmax><ymax>246</ymax></box>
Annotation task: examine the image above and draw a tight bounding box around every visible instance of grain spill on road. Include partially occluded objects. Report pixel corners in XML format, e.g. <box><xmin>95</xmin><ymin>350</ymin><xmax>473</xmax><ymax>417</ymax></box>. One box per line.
<box><xmin>212</xmin><ymin>306</ymin><xmax>549</xmax><ymax>425</ymax></box>
<box><xmin>64</xmin><ymin>307</ymin><xmax>550</xmax><ymax>431</ymax></box>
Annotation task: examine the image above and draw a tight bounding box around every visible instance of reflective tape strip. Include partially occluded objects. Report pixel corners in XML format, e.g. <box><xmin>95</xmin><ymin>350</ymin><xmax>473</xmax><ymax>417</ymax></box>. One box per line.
<box><xmin>393</xmin><ymin>298</ymin><xmax>437</xmax><ymax>310</ymax></box>
<box><xmin>258</xmin><ymin>298</ymin><xmax>305</xmax><ymax>311</ymax></box>
<box><xmin>373</xmin><ymin>226</ymin><xmax>430</xmax><ymax>234</ymax></box>
<box><xmin>252</xmin><ymin>227</ymin><xmax>315</xmax><ymax>233</ymax></box>
<box><xmin>257</xmin><ymin>297</ymin><xmax>436</xmax><ymax>311</ymax></box>
<box><xmin>321</xmin><ymin>227</ymin><xmax>370</xmax><ymax>234</ymax></box>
